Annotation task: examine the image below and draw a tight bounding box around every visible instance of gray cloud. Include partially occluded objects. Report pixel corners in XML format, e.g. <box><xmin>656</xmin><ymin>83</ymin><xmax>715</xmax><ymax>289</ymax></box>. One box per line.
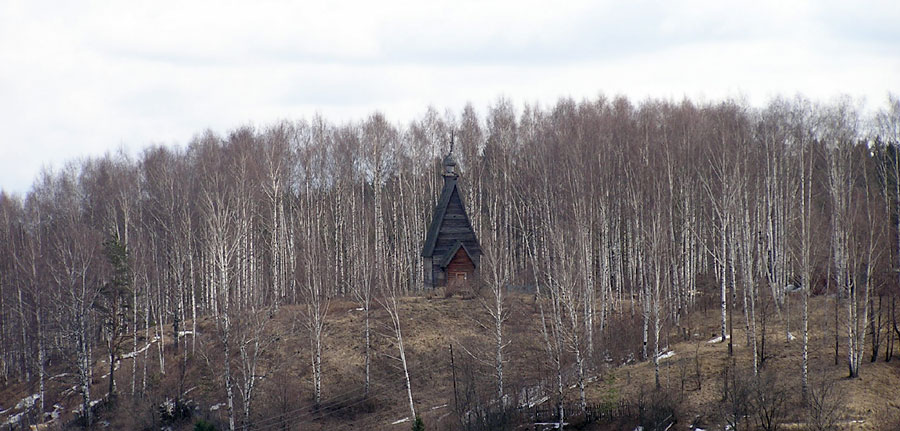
<box><xmin>0</xmin><ymin>0</ymin><xmax>898</xmax><ymax>195</ymax></box>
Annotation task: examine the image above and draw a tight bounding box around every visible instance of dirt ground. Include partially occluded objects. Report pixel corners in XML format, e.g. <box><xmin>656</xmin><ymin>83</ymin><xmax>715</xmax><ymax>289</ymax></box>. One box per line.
<box><xmin>2</xmin><ymin>288</ymin><xmax>899</xmax><ymax>430</ymax></box>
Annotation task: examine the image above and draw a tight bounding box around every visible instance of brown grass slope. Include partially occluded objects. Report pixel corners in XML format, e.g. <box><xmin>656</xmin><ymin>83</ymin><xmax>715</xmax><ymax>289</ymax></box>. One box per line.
<box><xmin>1</xmin><ymin>290</ymin><xmax>899</xmax><ymax>430</ymax></box>
<box><xmin>589</xmin><ymin>293</ymin><xmax>900</xmax><ymax>431</ymax></box>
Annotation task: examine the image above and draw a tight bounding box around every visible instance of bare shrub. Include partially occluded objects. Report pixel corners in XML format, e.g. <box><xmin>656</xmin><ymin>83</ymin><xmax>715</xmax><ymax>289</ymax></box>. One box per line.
<box><xmin>806</xmin><ymin>375</ymin><xmax>844</xmax><ymax>431</ymax></box>
<box><xmin>719</xmin><ymin>367</ymin><xmax>790</xmax><ymax>431</ymax></box>
<box><xmin>446</xmin><ymin>279</ymin><xmax>477</xmax><ymax>299</ymax></box>
<box><xmin>635</xmin><ymin>384</ymin><xmax>678</xmax><ymax>431</ymax></box>
<box><xmin>721</xmin><ymin>367</ymin><xmax>753</xmax><ymax>431</ymax></box>
<box><xmin>751</xmin><ymin>370</ymin><xmax>790</xmax><ymax>431</ymax></box>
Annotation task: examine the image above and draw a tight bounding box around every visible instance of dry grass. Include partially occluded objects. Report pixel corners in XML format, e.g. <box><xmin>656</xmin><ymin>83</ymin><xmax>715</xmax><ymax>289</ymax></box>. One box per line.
<box><xmin>587</xmin><ymin>293</ymin><xmax>900</xmax><ymax>431</ymax></box>
<box><xmin>2</xmin><ymin>289</ymin><xmax>899</xmax><ymax>430</ymax></box>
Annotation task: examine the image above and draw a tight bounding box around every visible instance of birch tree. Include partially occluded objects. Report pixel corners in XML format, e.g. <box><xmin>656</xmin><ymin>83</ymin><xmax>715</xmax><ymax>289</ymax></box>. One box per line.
<box><xmin>197</xmin><ymin>133</ymin><xmax>244</xmax><ymax>431</ymax></box>
<box><xmin>350</xmin><ymin>181</ymin><xmax>375</xmax><ymax>396</ymax></box>
<box><xmin>379</xmin><ymin>281</ymin><xmax>417</xmax><ymax>421</ymax></box>
<box><xmin>46</xmin><ymin>172</ymin><xmax>104</xmax><ymax>427</ymax></box>
<box><xmin>480</xmin><ymin>183</ymin><xmax>511</xmax><ymax>403</ymax></box>
<box><xmin>797</xmin><ymin>104</ymin><xmax>815</xmax><ymax>399</ymax></box>
<box><xmin>236</xmin><ymin>306</ymin><xmax>279</xmax><ymax>431</ymax></box>
<box><xmin>823</xmin><ymin>100</ymin><xmax>868</xmax><ymax>378</ymax></box>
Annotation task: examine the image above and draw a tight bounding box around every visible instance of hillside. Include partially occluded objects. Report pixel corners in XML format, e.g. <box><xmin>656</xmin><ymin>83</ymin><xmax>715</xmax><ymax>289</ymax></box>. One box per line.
<box><xmin>1</xmin><ymin>289</ymin><xmax>899</xmax><ymax>430</ymax></box>
<box><xmin>586</xmin><ymin>293</ymin><xmax>900</xmax><ymax>431</ymax></box>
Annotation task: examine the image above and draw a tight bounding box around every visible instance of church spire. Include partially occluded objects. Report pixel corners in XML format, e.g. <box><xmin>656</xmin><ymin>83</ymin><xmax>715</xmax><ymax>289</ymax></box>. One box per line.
<box><xmin>443</xmin><ymin>131</ymin><xmax>458</xmax><ymax>178</ymax></box>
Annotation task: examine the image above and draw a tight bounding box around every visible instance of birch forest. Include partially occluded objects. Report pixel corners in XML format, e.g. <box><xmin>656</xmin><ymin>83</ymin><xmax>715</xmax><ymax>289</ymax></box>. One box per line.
<box><xmin>1</xmin><ymin>94</ymin><xmax>900</xmax><ymax>429</ymax></box>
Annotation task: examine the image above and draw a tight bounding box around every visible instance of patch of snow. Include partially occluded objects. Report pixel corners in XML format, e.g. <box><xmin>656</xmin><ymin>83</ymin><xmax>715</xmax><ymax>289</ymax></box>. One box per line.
<box><xmin>178</xmin><ymin>331</ymin><xmax>194</xmax><ymax>336</ymax></box>
<box><xmin>708</xmin><ymin>335</ymin><xmax>730</xmax><ymax>344</ymax></box>
<box><xmin>3</xmin><ymin>412</ymin><xmax>24</xmax><ymax>426</ymax></box>
<box><xmin>657</xmin><ymin>350</ymin><xmax>675</xmax><ymax>360</ymax></box>
<box><xmin>72</xmin><ymin>400</ymin><xmax>102</xmax><ymax>414</ymax></box>
<box><xmin>523</xmin><ymin>395</ymin><xmax>550</xmax><ymax>408</ymax></box>
<box><xmin>210</xmin><ymin>403</ymin><xmax>225</xmax><ymax>411</ymax></box>
<box><xmin>161</xmin><ymin>398</ymin><xmax>176</xmax><ymax>414</ymax></box>
<box><xmin>99</xmin><ymin>361</ymin><xmax>123</xmax><ymax>379</ymax></box>
<box><xmin>46</xmin><ymin>404</ymin><xmax>62</xmax><ymax>420</ymax></box>
<box><xmin>787</xmin><ymin>332</ymin><xmax>795</xmax><ymax>341</ymax></box>
<box><xmin>353</xmin><ymin>307</ymin><xmax>365</xmax><ymax>311</ymax></box>
<box><xmin>122</xmin><ymin>338</ymin><xmax>158</xmax><ymax>359</ymax></box>
<box><xmin>391</xmin><ymin>417</ymin><xmax>410</xmax><ymax>425</ymax></box>
<box><xmin>15</xmin><ymin>393</ymin><xmax>40</xmax><ymax>410</ymax></box>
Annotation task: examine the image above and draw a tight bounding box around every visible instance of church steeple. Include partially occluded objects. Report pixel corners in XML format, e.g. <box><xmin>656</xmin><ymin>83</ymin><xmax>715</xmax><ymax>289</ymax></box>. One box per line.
<box><xmin>443</xmin><ymin>132</ymin><xmax>458</xmax><ymax>178</ymax></box>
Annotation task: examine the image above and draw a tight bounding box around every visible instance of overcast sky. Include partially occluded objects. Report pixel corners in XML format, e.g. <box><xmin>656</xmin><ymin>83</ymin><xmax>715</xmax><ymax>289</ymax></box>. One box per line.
<box><xmin>1</xmin><ymin>0</ymin><xmax>898</xmax><ymax>194</ymax></box>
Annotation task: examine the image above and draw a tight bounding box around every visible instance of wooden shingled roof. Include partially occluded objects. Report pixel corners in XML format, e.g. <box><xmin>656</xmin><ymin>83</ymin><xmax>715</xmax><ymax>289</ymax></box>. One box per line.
<box><xmin>421</xmin><ymin>167</ymin><xmax>481</xmax><ymax>266</ymax></box>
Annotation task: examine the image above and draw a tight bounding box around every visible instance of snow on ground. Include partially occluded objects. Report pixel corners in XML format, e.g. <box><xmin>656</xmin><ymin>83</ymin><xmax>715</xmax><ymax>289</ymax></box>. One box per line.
<box><xmin>1</xmin><ymin>392</ymin><xmax>42</xmax><ymax>427</ymax></box>
<box><xmin>787</xmin><ymin>332</ymin><xmax>795</xmax><ymax>341</ymax></box>
<box><xmin>15</xmin><ymin>393</ymin><xmax>40</xmax><ymax>410</ymax></box>
<box><xmin>707</xmin><ymin>335</ymin><xmax>730</xmax><ymax>344</ymax></box>
<box><xmin>122</xmin><ymin>336</ymin><xmax>160</xmax><ymax>359</ymax></box>
<box><xmin>49</xmin><ymin>404</ymin><xmax>63</xmax><ymax>420</ymax></box>
<box><xmin>71</xmin><ymin>399</ymin><xmax>102</xmax><ymax>413</ymax></box>
<box><xmin>210</xmin><ymin>403</ymin><xmax>225</xmax><ymax>411</ymax></box>
<box><xmin>177</xmin><ymin>331</ymin><xmax>194</xmax><ymax>337</ymax></box>
<box><xmin>533</xmin><ymin>395</ymin><xmax>550</xmax><ymax>407</ymax></box>
<box><xmin>61</xmin><ymin>385</ymin><xmax>78</xmax><ymax>397</ymax></box>
<box><xmin>657</xmin><ymin>350</ymin><xmax>675</xmax><ymax>360</ymax></box>
<box><xmin>100</xmin><ymin>361</ymin><xmax>123</xmax><ymax>379</ymax></box>
<box><xmin>519</xmin><ymin>396</ymin><xmax>550</xmax><ymax>409</ymax></box>
<box><xmin>391</xmin><ymin>417</ymin><xmax>409</xmax><ymax>425</ymax></box>
<box><xmin>3</xmin><ymin>412</ymin><xmax>24</xmax><ymax>426</ymax></box>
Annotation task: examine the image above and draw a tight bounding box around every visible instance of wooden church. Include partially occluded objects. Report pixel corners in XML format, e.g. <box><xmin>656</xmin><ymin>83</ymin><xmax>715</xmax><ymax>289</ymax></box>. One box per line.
<box><xmin>421</xmin><ymin>150</ymin><xmax>481</xmax><ymax>288</ymax></box>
